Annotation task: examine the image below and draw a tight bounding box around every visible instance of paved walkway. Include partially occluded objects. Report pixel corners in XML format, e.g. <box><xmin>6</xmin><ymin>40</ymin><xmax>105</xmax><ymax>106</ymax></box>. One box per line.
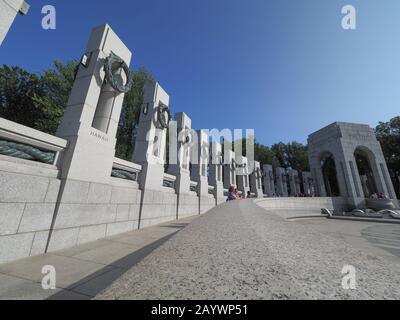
<box><xmin>97</xmin><ymin>200</ymin><xmax>400</xmax><ymax>300</ymax></box>
<box><xmin>0</xmin><ymin>216</ymin><xmax>197</xmax><ymax>300</ymax></box>
<box><xmin>2</xmin><ymin>200</ymin><xmax>400</xmax><ymax>300</ymax></box>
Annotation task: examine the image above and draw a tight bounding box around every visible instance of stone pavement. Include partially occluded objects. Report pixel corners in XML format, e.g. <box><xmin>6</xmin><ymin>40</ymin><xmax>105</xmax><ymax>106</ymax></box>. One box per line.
<box><xmin>0</xmin><ymin>216</ymin><xmax>198</xmax><ymax>300</ymax></box>
<box><xmin>97</xmin><ymin>200</ymin><xmax>400</xmax><ymax>300</ymax></box>
<box><xmin>2</xmin><ymin>200</ymin><xmax>400</xmax><ymax>300</ymax></box>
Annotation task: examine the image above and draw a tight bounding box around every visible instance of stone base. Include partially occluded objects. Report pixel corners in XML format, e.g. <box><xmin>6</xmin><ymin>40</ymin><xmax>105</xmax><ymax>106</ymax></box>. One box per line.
<box><xmin>177</xmin><ymin>193</ymin><xmax>199</xmax><ymax>218</ymax></box>
<box><xmin>0</xmin><ymin>160</ymin><xmax>61</xmax><ymax>264</ymax></box>
<box><xmin>200</xmin><ymin>195</ymin><xmax>216</xmax><ymax>214</ymax></box>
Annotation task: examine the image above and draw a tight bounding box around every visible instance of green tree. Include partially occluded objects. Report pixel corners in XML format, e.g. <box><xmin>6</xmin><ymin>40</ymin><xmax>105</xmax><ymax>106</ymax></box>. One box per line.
<box><xmin>0</xmin><ymin>61</ymin><xmax>154</xmax><ymax>161</ymax></box>
<box><xmin>0</xmin><ymin>61</ymin><xmax>76</xmax><ymax>134</ymax></box>
<box><xmin>376</xmin><ymin>116</ymin><xmax>400</xmax><ymax>197</ymax></box>
<box><xmin>285</xmin><ymin>142</ymin><xmax>309</xmax><ymax>172</ymax></box>
<box><xmin>271</xmin><ymin>141</ymin><xmax>309</xmax><ymax>171</ymax></box>
<box><xmin>271</xmin><ymin>142</ymin><xmax>287</xmax><ymax>167</ymax></box>
<box><xmin>33</xmin><ymin>60</ymin><xmax>77</xmax><ymax>133</ymax></box>
<box><xmin>254</xmin><ymin>143</ymin><xmax>280</xmax><ymax>168</ymax></box>
<box><xmin>235</xmin><ymin>138</ymin><xmax>306</xmax><ymax>170</ymax></box>
<box><xmin>0</xmin><ymin>65</ymin><xmax>44</xmax><ymax>129</ymax></box>
<box><xmin>235</xmin><ymin>138</ymin><xmax>279</xmax><ymax>167</ymax></box>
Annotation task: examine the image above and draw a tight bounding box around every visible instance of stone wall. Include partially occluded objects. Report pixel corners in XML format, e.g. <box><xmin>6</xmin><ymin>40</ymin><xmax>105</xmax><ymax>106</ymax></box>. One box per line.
<box><xmin>200</xmin><ymin>194</ymin><xmax>216</xmax><ymax>214</ymax></box>
<box><xmin>0</xmin><ymin>115</ymin><xmax>209</xmax><ymax>264</ymax></box>
<box><xmin>178</xmin><ymin>193</ymin><xmax>199</xmax><ymax>218</ymax></box>
<box><xmin>48</xmin><ymin>178</ymin><xmax>142</xmax><ymax>252</ymax></box>
<box><xmin>0</xmin><ymin>117</ymin><xmax>67</xmax><ymax>263</ymax></box>
<box><xmin>140</xmin><ymin>188</ymin><xmax>178</xmax><ymax>228</ymax></box>
<box><xmin>254</xmin><ymin>197</ymin><xmax>349</xmax><ymax>214</ymax></box>
<box><xmin>0</xmin><ymin>156</ymin><xmax>60</xmax><ymax>264</ymax></box>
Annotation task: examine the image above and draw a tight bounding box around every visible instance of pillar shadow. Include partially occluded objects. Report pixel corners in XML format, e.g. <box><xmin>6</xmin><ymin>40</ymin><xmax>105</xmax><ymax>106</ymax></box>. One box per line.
<box><xmin>47</xmin><ymin>230</ymin><xmax>182</xmax><ymax>300</ymax></box>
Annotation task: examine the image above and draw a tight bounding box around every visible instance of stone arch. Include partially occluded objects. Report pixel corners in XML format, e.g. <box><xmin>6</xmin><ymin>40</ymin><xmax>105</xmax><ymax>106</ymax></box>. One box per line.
<box><xmin>320</xmin><ymin>151</ymin><xmax>341</xmax><ymax>197</ymax></box>
<box><xmin>354</xmin><ymin>146</ymin><xmax>380</xmax><ymax>197</ymax></box>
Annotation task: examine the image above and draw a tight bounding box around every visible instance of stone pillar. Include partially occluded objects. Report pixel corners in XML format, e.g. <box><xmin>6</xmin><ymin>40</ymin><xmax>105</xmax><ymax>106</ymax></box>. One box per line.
<box><xmin>57</xmin><ymin>24</ymin><xmax>132</xmax><ymax>184</ymax></box>
<box><xmin>223</xmin><ymin>149</ymin><xmax>236</xmax><ymax>189</ymax></box>
<box><xmin>302</xmin><ymin>171</ymin><xmax>314</xmax><ymax>196</ymax></box>
<box><xmin>250</xmin><ymin>161</ymin><xmax>263</xmax><ymax>198</ymax></box>
<box><xmin>131</xmin><ymin>82</ymin><xmax>178</xmax><ymax>226</ymax></box>
<box><xmin>168</xmin><ymin>112</ymin><xmax>192</xmax><ymax>195</ymax></box>
<box><xmin>236</xmin><ymin>155</ymin><xmax>250</xmax><ymax>196</ymax></box>
<box><xmin>360</xmin><ymin>175</ymin><xmax>370</xmax><ymax>196</ymax></box>
<box><xmin>312</xmin><ymin>165</ymin><xmax>327</xmax><ymax>197</ymax></box>
<box><xmin>209</xmin><ymin>141</ymin><xmax>224</xmax><ymax>204</ymax></box>
<box><xmin>275</xmin><ymin>167</ymin><xmax>288</xmax><ymax>197</ymax></box>
<box><xmin>0</xmin><ymin>0</ymin><xmax>29</xmax><ymax>46</ymax></box>
<box><xmin>263</xmin><ymin>164</ymin><xmax>275</xmax><ymax>197</ymax></box>
<box><xmin>287</xmin><ymin>169</ymin><xmax>301</xmax><ymax>196</ymax></box>
<box><xmin>48</xmin><ymin>25</ymin><xmax>134</xmax><ymax>251</ymax></box>
<box><xmin>398</xmin><ymin>176</ymin><xmax>400</xmax><ymax>197</ymax></box>
<box><xmin>167</xmin><ymin>112</ymin><xmax>195</xmax><ymax>218</ymax></box>
<box><xmin>132</xmin><ymin>82</ymin><xmax>170</xmax><ymax>191</ymax></box>
<box><xmin>191</xmin><ymin>130</ymin><xmax>211</xmax><ymax>213</ymax></box>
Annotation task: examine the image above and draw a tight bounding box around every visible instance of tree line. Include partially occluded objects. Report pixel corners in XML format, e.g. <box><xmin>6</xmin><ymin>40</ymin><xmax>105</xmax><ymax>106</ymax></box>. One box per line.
<box><xmin>0</xmin><ymin>60</ymin><xmax>153</xmax><ymax>160</ymax></box>
<box><xmin>0</xmin><ymin>61</ymin><xmax>399</xmax><ymax>197</ymax></box>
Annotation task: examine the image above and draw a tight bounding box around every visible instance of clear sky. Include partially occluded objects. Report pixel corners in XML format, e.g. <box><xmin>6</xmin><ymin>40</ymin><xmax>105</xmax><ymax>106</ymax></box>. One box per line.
<box><xmin>1</xmin><ymin>0</ymin><xmax>399</xmax><ymax>146</ymax></box>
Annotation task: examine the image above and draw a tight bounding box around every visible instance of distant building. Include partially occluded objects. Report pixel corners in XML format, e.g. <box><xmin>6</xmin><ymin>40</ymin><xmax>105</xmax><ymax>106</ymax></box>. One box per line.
<box><xmin>0</xmin><ymin>0</ymin><xmax>30</xmax><ymax>46</ymax></box>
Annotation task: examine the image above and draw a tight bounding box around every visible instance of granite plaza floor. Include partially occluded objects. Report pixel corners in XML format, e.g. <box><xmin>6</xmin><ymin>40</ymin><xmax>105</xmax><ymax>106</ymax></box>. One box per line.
<box><xmin>1</xmin><ymin>200</ymin><xmax>400</xmax><ymax>300</ymax></box>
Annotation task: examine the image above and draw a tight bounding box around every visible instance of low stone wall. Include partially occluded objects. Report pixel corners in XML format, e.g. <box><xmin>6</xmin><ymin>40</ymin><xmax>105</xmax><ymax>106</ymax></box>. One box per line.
<box><xmin>178</xmin><ymin>193</ymin><xmax>200</xmax><ymax>218</ymax></box>
<box><xmin>140</xmin><ymin>188</ymin><xmax>178</xmax><ymax>228</ymax></box>
<box><xmin>200</xmin><ymin>195</ymin><xmax>216</xmax><ymax>214</ymax></box>
<box><xmin>254</xmin><ymin>197</ymin><xmax>349</xmax><ymax>215</ymax></box>
<box><xmin>0</xmin><ymin>119</ymin><xmax>211</xmax><ymax>264</ymax></box>
<box><xmin>0</xmin><ymin>156</ymin><xmax>62</xmax><ymax>264</ymax></box>
<box><xmin>217</xmin><ymin>197</ymin><xmax>227</xmax><ymax>205</ymax></box>
<box><xmin>0</xmin><ymin>164</ymin><xmax>206</xmax><ymax>263</ymax></box>
<box><xmin>48</xmin><ymin>178</ymin><xmax>142</xmax><ymax>252</ymax></box>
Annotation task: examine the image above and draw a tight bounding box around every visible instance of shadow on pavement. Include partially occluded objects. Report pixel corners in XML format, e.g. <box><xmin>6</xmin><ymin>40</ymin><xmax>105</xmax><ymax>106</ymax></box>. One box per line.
<box><xmin>47</xmin><ymin>230</ymin><xmax>181</xmax><ymax>300</ymax></box>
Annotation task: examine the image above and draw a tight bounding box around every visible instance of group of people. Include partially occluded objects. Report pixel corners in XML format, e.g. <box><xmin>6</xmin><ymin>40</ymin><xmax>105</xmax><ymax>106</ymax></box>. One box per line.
<box><xmin>226</xmin><ymin>186</ymin><xmax>252</xmax><ymax>201</ymax></box>
<box><xmin>227</xmin><ymin>187</ymin><xmax>317</xmax><ymax>201</ymax></box>
<box><xmin>266</xmin><ymin>193</ymin><xmax>315</xmax><ymax>198</ymax></box>
<box><xmin>370</xmin><ymin>193</ymin><xmax>388</xmax><ymax>199</ymax></box>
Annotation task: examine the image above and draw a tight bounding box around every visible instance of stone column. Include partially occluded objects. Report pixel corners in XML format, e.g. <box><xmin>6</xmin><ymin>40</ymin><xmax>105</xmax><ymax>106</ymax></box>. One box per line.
<box><xmin>132</xmin><ymin>82</ymin><xmax>169</xmax><ymax>191</ymax></box>
<box><xmin>250</xmin><ymin>161</ymin><xmax>263</xmax><ymax>198</ymax></box>
<box><xmin>287</xmin><ymin>169</ymin><xmax>295</xmax><ymax>196</ymax></box>
<box><xmin>263</xmin><ymin>164</ymin><xmax>275</xmax><ymax>196</ymax></box>
<box><xmin>302</xmin><ymin>171</ymin><xmax>314</xmax><ymax>196</ymax></box>
<box><xmin>236</xmin><ymin>155</ymin><xmax>250</xmax><ymax>196</ymax></box>
<box><xmin>209</xmin><ymin>141</ymin><xmax>224</xmax><ymax>204</ymax></box>
<box><xmin>57</xmin><ymin>24</ymin><xmax>132</xmax><ymax>184</ymax></box>
<box><xmin>275</xmin><ymin>167</ymin><xmax>288</xmax><ymax>197</ymax></box>
<box><xmin>360</xmin><ymin>175</ymin><xmax>370</xmax><ymax>196</ymax></box>
<box><xmin>131</xmin><ymin>82</ymin><xmax>177</xmax><ymax>226</ymax></box>
<box><xmin>223</xmin><ymin>148</ymin><xmax>236</xmax><ymax>189</ymax></box>
<box><xmin>191</xmin><ymin>130</ymin><xmax>211</xmax><ymax>213</ymax></box>
<box><xmin>167</xmin><ymin>112</ymin><xmax>195</xmax><ymax>218</ymax></box>
<box><xmin>168</xmin><ymin>112</ymin><xmax>192</xmax><ymax>195</ymax></box>
<box><xmin>48</xmin><ymin>24</ymin><xmax>133</xmax><ymax>251</ymax></box>
<box><xmin>287</xmin><ymin>169</ymin><xmax>300</xmax><ymax>196</ymax></box>
<box><xmin>0</xmin><ymin>0</ymin><xmax>29</xmax><ymax>45</ymax></box>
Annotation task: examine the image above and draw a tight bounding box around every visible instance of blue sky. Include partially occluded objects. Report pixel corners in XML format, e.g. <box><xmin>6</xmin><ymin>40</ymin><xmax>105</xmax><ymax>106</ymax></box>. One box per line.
<box><xmin>1</xmin><ymin>0</ymin><xmax>400</xmax><ymax>146</ymax></box>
